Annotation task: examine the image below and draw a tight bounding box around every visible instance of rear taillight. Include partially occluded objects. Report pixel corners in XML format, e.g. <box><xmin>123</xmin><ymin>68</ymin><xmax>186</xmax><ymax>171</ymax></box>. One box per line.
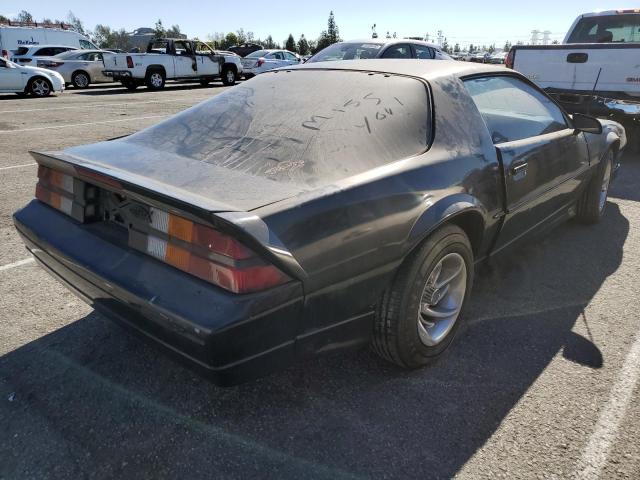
<box><xmin>257</xmin><ymin>58</ymin><xmax>265</xmax><ymax>67</ymax></box>
<box><xmin>40</xmin><ymin>61</ymin><xmax>64</xmax><ymax>68</ymax></box>
<box><xmin>505</xmin><ymin>48</ymin><xmax>515</xmax><ymax>69</ymax></box>
<box><xmin>129</xmin><ymin>207</ymin><xmax>290</xmax><ymax>294</ymax></box>
<box><xmin>1</xmin><ymin>50</ymin><xmax>8</xmax><ymax>59</ymax></box>
<box><xmin>35</xmin><ymin>165</ymin><xmax>98</xmax><ymax>221</ymax></box>
<box><xmin>126</xmin><ymin>55</ymin><xmax>134</xmax><ymax>68</ymax></box>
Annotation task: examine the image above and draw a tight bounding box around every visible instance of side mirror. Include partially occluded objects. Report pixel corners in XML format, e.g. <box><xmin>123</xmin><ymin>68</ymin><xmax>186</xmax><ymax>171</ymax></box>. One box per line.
<box><xmin>572</xmin><ymin>113</ymin><xmax>603</xmax><ymax>134</ymax></box>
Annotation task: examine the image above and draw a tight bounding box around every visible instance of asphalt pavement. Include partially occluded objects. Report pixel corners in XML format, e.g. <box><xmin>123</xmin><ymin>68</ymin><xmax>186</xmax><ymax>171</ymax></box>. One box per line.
<box><xmin>0</xmin><ymin>82</ymin><xmax>639</xmax><ymax>479</ymax></box>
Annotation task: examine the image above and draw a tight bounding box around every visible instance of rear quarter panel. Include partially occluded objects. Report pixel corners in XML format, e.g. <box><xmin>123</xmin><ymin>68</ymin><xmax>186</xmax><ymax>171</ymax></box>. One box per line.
<box><xmin>254</xmin><ymin>74</ymin><xmax>502</xmax><ymax>340</ymax></box>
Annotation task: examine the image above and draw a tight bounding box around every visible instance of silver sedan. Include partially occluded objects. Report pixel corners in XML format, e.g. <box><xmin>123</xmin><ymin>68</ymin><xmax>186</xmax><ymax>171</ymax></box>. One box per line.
<box><xmin>36</xmin><ymin>50</ymin><xmax>115</xmax><ymax>88</ymax></box>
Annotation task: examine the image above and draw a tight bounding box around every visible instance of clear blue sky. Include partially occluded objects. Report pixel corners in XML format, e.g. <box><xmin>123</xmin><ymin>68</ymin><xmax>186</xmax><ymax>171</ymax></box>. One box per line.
<box><xmin>1</xmin><ymin>1</ymin><xmax>630</xmax><ymax>48</ymax></box>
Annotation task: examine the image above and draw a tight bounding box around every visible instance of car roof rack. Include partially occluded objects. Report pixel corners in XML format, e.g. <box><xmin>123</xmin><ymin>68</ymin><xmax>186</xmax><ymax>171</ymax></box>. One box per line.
<box><xmin>0</xmin><ymin>21</ymin><xmax>73</xmax><ymax>30</ymax></box>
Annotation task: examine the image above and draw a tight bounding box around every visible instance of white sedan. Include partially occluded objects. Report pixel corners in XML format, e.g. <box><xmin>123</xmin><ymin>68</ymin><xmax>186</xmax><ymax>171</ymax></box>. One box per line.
<box><xmin>241</xmin><ymin>49</ymin><xmax>300</xmax><ymax>78</ymax></box>
<box><xmin>0</xmin><ymin>57</ymin><xmax>65</xmax><ymax>97</ymax></box>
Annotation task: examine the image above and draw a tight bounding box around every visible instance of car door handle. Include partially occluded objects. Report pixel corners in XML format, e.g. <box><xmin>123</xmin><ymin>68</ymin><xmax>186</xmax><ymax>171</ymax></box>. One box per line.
<box><xmin>510</xmin><ymin>162</ymin><xmax>528</xmax><ymax>177</ymax></box>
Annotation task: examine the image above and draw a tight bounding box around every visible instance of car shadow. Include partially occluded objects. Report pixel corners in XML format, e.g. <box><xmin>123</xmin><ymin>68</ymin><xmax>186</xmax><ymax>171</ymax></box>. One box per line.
<box><xmin>0</xmin><ymin>203</ymin><xmax>628</xmax><ymax>479</ymax></box>
<box><xmin>71</xmin><ymin>82</ymin><xmax>235</xmax><ymax>96</ymax></box>
<box><xmin>609</xmin><ymin>150</ymin><xmax>640</xmax><ymax>202</ymax></box>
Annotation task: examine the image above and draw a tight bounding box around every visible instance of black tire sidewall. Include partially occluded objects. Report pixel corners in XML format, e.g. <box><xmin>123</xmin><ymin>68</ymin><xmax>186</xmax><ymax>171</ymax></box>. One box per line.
<box><xmin>222</xmin><ymin>67</ymin><xmax>236</xmax><ymax>86</ymax></box>
<box><xmin>29</xmin><ymin>77</ymin><xmax>51</xmax><ymax>97</ymax></box>
<box><xmin>72</xmin><ymin>71</ymin><xmax>89</xmax><ymax>88</ymax></box>
<box><xmin>145</xmin><ymin>70</ymin><xmax>165</xmax><ymax>90</ymax></box>
<box><xmin>394</xmin><ymin>227</ymin><xmax>474</xmax><ymax>366</ymax></box>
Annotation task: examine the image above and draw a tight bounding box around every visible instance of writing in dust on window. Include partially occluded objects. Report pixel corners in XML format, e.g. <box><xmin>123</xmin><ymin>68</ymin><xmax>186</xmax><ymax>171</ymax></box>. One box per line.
<box><xmin>301</xmin><ymin>93</ymin><xmax>405</xmax><ymax>134</ymax></box>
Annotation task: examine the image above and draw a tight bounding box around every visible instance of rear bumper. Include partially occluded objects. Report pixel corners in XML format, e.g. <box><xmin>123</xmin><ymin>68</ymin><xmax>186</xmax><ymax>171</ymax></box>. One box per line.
<box><xmin>13</xmin><ymin>201</ymin><xmax>304</xmax><ymax>386</ymax></box>
<box><xmin>102</xmin><ymin>70</ymin><xmax>133</xmax><ymax>80</ymax></box>
<box><xmin>547</xmin><ymin>89</ymin><xmax>640</xmax><ymax>122</ymax></box>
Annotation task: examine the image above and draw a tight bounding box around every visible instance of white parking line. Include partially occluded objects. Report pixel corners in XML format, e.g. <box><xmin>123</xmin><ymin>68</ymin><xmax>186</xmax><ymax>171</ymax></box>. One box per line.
<box><xmin>0</xmin><ymin>96</ymin><xmax>211</xmax><ymax>114</ymax></box>
<box><xmin>0</xmin><ymin>257</ymin><xmax>35</xmax><ymax>272</ymax></box>
<box><xmin>575</xmin><ymin>331</ymin><xmax>640</xmax><ymax>478</ymax></box>
<box><xmin>0</xmin><ymin>163</ymin><xmax>36</xmax><ymax>171</ymax></box>
<box><xmin>0</xmin><ymin>115</ymin><xmax>167</xmax><ymax>133</ymax></box>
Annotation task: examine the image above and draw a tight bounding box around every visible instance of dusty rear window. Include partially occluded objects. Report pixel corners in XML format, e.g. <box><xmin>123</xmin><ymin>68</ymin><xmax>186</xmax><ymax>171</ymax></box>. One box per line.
<box><xmin>126</xmin><ymin>70</ymin><xmax>430</xmax><ymax>187</ymax></box>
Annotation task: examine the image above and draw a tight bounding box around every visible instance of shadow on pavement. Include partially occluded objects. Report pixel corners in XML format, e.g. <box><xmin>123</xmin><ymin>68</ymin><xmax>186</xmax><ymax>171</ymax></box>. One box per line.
<box><xmin>72</xmin><ymin>82</ymin><xmax>233</xmax><ymax>96</ymax></box>
<box><xmin>0</xmin><ymin>203</ymin><xmax>628</xmax><ymax>479</ymax></box>
<box><xmin>609</xmin><ymin>150</ymin><xmax>640</xmax><ymax>202</ymax></box>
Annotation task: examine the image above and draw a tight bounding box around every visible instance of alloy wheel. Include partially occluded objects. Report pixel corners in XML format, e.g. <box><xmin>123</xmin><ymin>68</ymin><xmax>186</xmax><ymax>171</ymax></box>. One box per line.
<box><xmin>417</xmin><ymin>252</ymin><xmax>467</xmax><ymax>346</ymax></box>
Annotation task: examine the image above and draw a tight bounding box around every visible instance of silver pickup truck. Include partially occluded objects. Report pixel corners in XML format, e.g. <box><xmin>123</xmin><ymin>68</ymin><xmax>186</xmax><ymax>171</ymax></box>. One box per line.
<box><xmin>103</xmin><ymin>38</ymin><xmax>243</xmax><ymax>90</ymax></box>
<box><xmin>507</xmin><ymin>9</ymin><xmax>640</xmax><ymax>148</ymax></box>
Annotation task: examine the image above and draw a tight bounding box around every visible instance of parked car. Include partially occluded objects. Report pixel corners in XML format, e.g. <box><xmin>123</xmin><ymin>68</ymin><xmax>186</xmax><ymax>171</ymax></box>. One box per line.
<box><xmin>0</xmin><ymin>23</ymin><xmax>98</xmax><ymax>60</ymax></box>
<box><xmin>0</xmin><ymin>56</ymin><xmax>65</xmax><ymax>96</ymax></box>
<box><xmin>10</xmin><ymin>44</ymin><xmax>78</xmax><ymax>64</ymax></box>
<box><xmin>306</xmin><ymin>39</ymin><xmax>451</xmax><ymax>63</ymax></box>
<box><xmin>36</xmin><ymin>50</ymin><xmax>115</xmax><ymax>88</ymax></box>
<box><xmin>469</xmin><ymin>52</ymin><xmax>491</xmax><ymax>63</ymax></box>
<box><xmin>13</xmin><ymin>60</ymin><xmax>625</xmax><ymax>385</ymax></box>
<box><xmin>228</xmin><ymin>43</ymin><xmax>264</xmax><ymax>57</ymax></box>
<box><xmin>507</xmin><ymin>9</ymin><xmax>640</xmax><ymax>149</ymax></box>
<box><xmin>102</xmin><ymin>38</ymin><xmax>241</xmax><ymax>90</ymax></box>
<box><xmin>488</xmin><ymin>52</ymin><xmax>507</xmax><ymax>64</ymax></box>
<box><xmin>241</xmin><ymin>49</ymin><xmax>300</xmax><ymax>78</ymax></box>
<box><xmin>103</xmin><ymin>48</ymin><xmax>125</xmax><ymax>54</ymax></box>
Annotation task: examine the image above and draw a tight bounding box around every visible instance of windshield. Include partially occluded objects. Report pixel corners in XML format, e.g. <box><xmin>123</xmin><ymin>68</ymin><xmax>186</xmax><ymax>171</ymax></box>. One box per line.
<box><xmin>246</xmin><ymin>50</ymin><xmax>269</xmax><ymax>58</ymax></box>
<box><xmin>127</xmin><ymin>70</ymin><xmax>430</xmax><ymax>188</ymax></box>
<box><xmin>567</xmin><ymin>13</ymin><xmax>640</xmax><ymax>43</ymax></box>
<box><xmin>308</xmin><ymin>42</ymin><xmax>384</xmax><ymax>62</ymax></box>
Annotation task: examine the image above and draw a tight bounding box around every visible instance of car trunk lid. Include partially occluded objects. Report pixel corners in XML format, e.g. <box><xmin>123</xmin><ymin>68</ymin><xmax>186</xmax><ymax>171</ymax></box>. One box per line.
<box><xmin>32</xmin><ymin>139</ymin><xmax>307</xmax><ymax>213</ymax></box>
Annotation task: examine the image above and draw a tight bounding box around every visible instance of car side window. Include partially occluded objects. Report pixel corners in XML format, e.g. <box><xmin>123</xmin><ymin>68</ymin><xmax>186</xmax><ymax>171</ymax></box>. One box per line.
<box><xmin>284</xmin><ymin>52</ymin><xmax>298</xmax><ymax>61</ymax></box>
<box><xmin>413</xmin><ymin>45</ymin><xmax>434</xmax><ymax>59</ymax></box>
<box><xmin>36</xmin><ymin>48</ymin><xmax>53</xmax><ymax>56</ymax></box>
<box><xmin>274</xmin><ymin>52</ymin><xmax>285</xmax><ymax>60</ymax></box>
<box><xmin>381</xmin><ymin>44</ymin><xmax>412</xmax><ymax>59</ymax></box>
<box><xmin>464</xmin><ymin>76</ymin><xmax>568</xmax><ymax>144</ymax></box>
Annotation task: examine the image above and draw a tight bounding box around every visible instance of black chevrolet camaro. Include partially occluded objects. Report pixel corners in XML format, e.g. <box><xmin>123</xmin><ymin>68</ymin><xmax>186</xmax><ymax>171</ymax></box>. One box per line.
<box><xmin>14</xmin><ymin>60</ymin><xmax>626</xmax><ymax>385</ymax></box>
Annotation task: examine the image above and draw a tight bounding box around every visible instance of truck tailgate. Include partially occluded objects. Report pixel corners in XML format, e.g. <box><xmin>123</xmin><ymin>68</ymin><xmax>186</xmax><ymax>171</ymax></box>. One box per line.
<box><xmin>513</xmin><ymin>44</ymin><xmax>640</xmax><ymax>93</ymax></box>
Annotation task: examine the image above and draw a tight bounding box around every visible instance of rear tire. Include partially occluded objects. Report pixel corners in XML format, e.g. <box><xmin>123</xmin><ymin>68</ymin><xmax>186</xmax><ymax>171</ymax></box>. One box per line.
<box><xmin>121</xmin><ymin>79</ymin><xmax>138</xmax><ymax>91</ymax></box>
<box><xmin>72</xmin><ymin>71</ymin><xmax>90</xmax><ymax>89</ymax></box>
<box><xmin>200</xmin><ymin>79</ymin><xmax>210</xmax><ymax>87</ymax></box>
<box><xmin>145</xmin><ymin>69</ymin><xmax>165</xmax><ymax>90</ymax></box>
<box><xmin>372</xmin><ymin>225</ymin><xmax>474</xmax><ymax>368</ymax></box>
<box><xmin>576</xmin><ymin>149</ymin><xmax>614</xmax><ymax>224</ymax></box>
<box><xmin>221</xmin><ymin>66</ymin><xmax>236</xmax><ymax>86</ymax></box>
<box><xmin>28</xmin><ymin>77</ymin><xmax>52</xmax><ymax>97</ymax></box>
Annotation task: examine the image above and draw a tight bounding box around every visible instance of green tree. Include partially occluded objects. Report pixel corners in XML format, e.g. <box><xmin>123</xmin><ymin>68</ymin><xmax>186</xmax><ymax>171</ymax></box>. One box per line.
<box><xmin>264</xmin><ymin>35</ymin><xmax>276</xmax><ymax>49</ymax></box>
<box><xmin>285</xmin><ymin>34</ymin><xmax>297</xmax><ymax>53</ymax></box>
<box><xmin>166</xmin><ymin>24</ymin><xmax>183</xmax><ymax>38</ymax></box>
<box><xmin>15</xmin><ymin>10</ymin><xmax>34</xmax><ymax>23</ymax></box>
<box><xmin>453</xmin><ymin>43</ymin><xmax>460</xmax><ymax>53</ymax></box>
<box><xmin>225</xmin><ymin>32</ymin><xmax>239</xmax><ymax>48</ymax></box>
<box><xmin>93</xmin><ymin>24</ymin><xmax>113</xmax><ymax>48</ymax></box>
<box><xmin>0</xmin><ymin>15</ymin><xmax>11</xmax><ymax>23</ymax></box>
<box><xmin>503</xmin><ymin>40</ymin><xmax>512</xmax><ymax>52</ymax></box>
<box><xmin>154</xmin><ymin>19</ymin><xmax>166</xmax><ymax>39</ymax></box>
<box><xmin>442</xmin><ymin>37</ymin><xmax>450</xmax><ymax>53</ymax></box>
<box><xmin>66</xmin><ymin>11</ymin><xmax>85</xmax><ymax>34</ymax></box>
<box><xmin>316</xmin><ymin>10</ymin><xmax>341</xmax><ymax>52</ymax></box>
<box><xmin>488</xmin><ymin>44</ymin><xmax>496</xmax><ymax>54</ymax></box>
<box><xmin>297</xmin><ymin>35</ymin><xmax>310</xmax><ymax>55</ymax></box>
<box><xmin>236</xmin><ymin>28</ymin><xmax>247</xmax><ymax>44</ymax></box>
<box><xmin>468</xmin><ymin>44</ymin><xmax>475</xmax><ymax>53</ymax></box>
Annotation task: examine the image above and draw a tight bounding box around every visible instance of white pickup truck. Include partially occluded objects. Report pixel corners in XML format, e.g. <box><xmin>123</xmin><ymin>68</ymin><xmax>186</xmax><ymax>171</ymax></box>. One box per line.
<box><xmin>507</xmin><ymin>9</ymin><xmax>640</xmax><ymax>147</ymax></box>
<box><xmin>102</xmin><ymin>38</ymin><xmax>242</xmax><ymax>90</ymax></box>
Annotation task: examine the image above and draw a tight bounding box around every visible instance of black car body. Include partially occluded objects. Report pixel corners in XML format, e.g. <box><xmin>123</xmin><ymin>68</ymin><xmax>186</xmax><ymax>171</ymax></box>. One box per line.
<box><xmin>14</xmin><ymin>61</ymin><xmax>625</xmax><ymax>385</ymax></box>
<box><xmin>227</xmin><ymin>43</ymin><xmax>264</xmax><ymax>58</ymax></box>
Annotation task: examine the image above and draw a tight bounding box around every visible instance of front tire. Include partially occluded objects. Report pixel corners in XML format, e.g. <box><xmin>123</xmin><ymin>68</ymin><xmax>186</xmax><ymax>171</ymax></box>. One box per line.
<box><xmin>29</xmin><ymin>77</ymin><xmax>52</xmax><ymax>97</ymax></box>
<box><xmin>373</xmin><ymin>225</ymin><xmax>474</xmax><ymax>368</ymax></box>
<box><xmin>72</xmin><ymin>71</ymin><xmax>90</xmax><ymax>88</ymax></box>
<box><xmin>221</xmin><ymin>66</ymin><xmax>236</xmax><ymax>86</ymax></box>
<box><xmin>576</xmin><ymin>149</ymin><xmax>614</xmax><ymax>224</ymax></box>
<box><xmin>145</xmin><ymin>69</ymin><xmax>165</xmax><ymax>90</ymax></box>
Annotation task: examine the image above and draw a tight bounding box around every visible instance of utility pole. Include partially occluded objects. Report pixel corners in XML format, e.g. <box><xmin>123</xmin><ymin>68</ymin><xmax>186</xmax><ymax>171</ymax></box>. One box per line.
<box><xmin>542</xmin><ymin>30</ymin><xmax>551</xmax><ymax>45</ymax></box>
<box><xmin>437</xmin><ymin>30</ymin><xmax>443</xmax><ymax>45</ymax></box>
<box><xmin>530</xmin><ymin>29</ymin><xmax>540</xmax><ymax>45</ymax></box>
<box><xmin>425</xmin><ymin>32</ymin><xmax>430</xmax><ymax>42</ymax></box>
<box><xmin>371</xmin><ymin>24</ymin><xmax>377</xmax><ymax>39</ymax></box>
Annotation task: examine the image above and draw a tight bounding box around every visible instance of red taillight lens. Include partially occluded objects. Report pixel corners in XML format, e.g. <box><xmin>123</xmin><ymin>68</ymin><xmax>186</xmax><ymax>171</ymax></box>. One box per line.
<box><xmin>257</xmin><ymin>58</ymin><xmax>265</xmax><ymax>67</ymax></box>
<box><xmin>35</xmin><ymin>165</ymin><xmax>98</xmax><ymax>221</ymax></box>
<box><xmin>1</xmin><ymin>50</ymin><xmax>8</xmax><ymax>59</ymax></box>
<box><xmin>505</xmin><ymin>48</ymin><xmax>515</xmax><ymax>69</ymax></box>
<box><xmin>126</xmin><ymin>55</ymin><xmax>134</xmax><ymax>68</ymax></box>
<box><xmin>131</xmin><ymin>207</ymin><xmax>289</xmax><ymax>294</ymax></box>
